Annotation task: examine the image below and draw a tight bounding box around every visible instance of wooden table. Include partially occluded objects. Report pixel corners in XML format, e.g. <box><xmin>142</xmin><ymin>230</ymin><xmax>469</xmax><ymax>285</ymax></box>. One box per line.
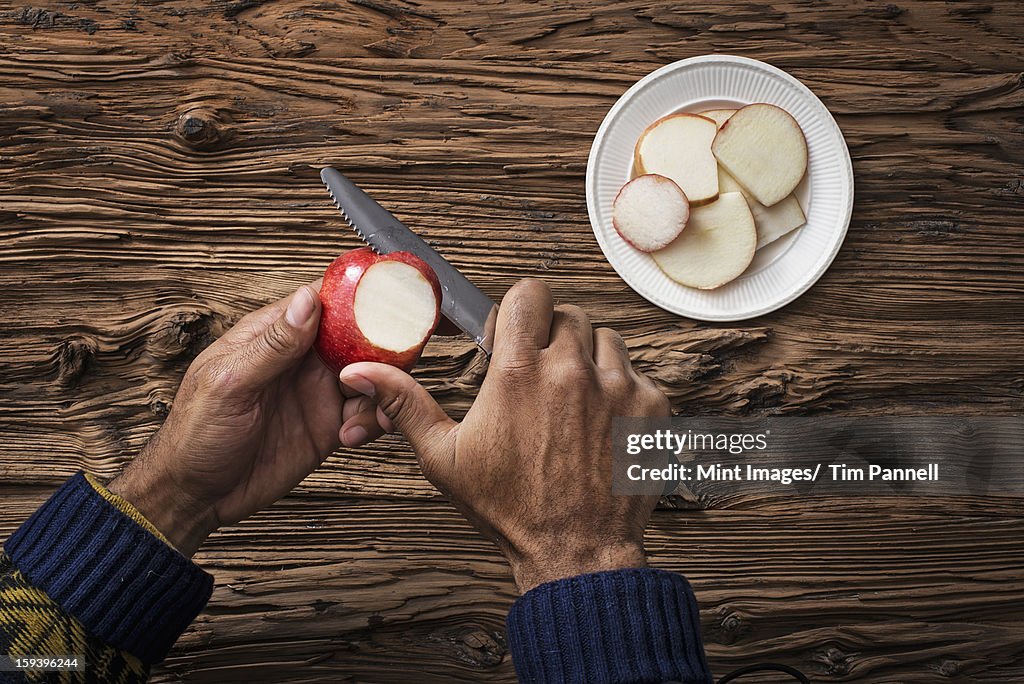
<box><xmin>2</xmin><ymin>2</ymin><xmax>1022</xmax><ymax>681</ymax></box>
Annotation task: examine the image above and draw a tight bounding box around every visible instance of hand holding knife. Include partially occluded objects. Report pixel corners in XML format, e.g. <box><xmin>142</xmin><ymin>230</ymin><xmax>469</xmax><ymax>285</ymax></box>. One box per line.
<box><xmin>320</xmin><ymin>167</ymin><xmax>497</xmax><ymax>356</ymax></box>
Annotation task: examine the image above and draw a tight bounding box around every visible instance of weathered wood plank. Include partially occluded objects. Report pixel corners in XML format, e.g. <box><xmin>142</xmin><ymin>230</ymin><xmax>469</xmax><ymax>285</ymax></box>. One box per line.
<box><xmin>2</xmin><ymin>1</ymin><xmax>1023</xmax><ymax>72</ymax></box>
<box><xmin>3</xmin><ymin>492</ymin><xmax>1023</xmax><ymax>682</ymax></box>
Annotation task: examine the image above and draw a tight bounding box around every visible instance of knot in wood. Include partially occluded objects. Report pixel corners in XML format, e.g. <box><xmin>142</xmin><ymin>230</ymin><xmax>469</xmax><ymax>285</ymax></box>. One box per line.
<box><xmin>148</xmin><ymin>310</ymin><xmax>217</xmax><ymax>362</ymax></box>
<box><xmin>817</xmin><ymin>645</ymin><xmax>852</xmax><ymax>676</ymax></box>
<box><xmin>450</xmin><ymin>627</ymin><xmax>505</xmax><ymax>667</ymax></box>
<box><xmin>175</xmin><ymin>108</ymin><xmax>224</xmax><ymax>150</ymax></box>
<box><xmin>721</xmin><ymin>612</ymin><xmax>743</xmax><ymax>633</ymax></box>
<box><xmin>149</xmin><ymin>397</ymin><xmax>171</xmax><ymax>418</ymax></box>
<box><xmin>717</xmin><ymin>609</ymin><xmax>749</xmax><ymax>644</ymax></box>
<box><xmin>55</xmin><ymin>335</ymin><xmax>98</xmax><ymax>387</ymax></box>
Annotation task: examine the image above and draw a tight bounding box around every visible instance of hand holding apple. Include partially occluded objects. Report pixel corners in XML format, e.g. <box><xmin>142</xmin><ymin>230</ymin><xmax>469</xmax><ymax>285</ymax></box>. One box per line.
<box><xmin>108</xmin><ymin>281</ymin><xmax>393</xmax><ymax>556</ymax></box>
<box><xmin>106</xmin><ymin>247</ymin><xmax>447</xmax><ymax>557</ymax></box>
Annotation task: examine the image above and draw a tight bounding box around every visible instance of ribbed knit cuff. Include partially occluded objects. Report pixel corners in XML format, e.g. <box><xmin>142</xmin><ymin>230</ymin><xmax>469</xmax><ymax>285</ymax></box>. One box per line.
<box><xmin>4</xmin><ymin>472</ymin><xmax>214</xmax><ymax>664</ymax></box>
<box><xmin>507</xmin><ymin>568</ymin><xmax>712</xmax><ymax>684</ymax></box>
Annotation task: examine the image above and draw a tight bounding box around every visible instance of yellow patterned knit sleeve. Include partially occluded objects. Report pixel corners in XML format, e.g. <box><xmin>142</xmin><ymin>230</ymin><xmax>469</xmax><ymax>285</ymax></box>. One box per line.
<box><xmin>0</xmin><ymin>476</ymin><xmax>155</xmax><ymax>684</ymax></box>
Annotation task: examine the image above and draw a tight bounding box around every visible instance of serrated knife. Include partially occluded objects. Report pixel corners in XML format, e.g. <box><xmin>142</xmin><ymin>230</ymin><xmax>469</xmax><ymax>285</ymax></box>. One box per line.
<box><xmin>320</xmin><ymin>167</ymin><xmax>497</xmax><ymax>355</ymax></box>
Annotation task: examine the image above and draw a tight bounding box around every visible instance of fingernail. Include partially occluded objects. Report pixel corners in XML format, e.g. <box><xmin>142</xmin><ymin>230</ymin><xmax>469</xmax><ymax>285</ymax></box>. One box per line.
<box><xmin>342</xmin><ymin>425</ymin><xmax>369</xmax><ymax>447</ymax></box>
<box><xmin>285</xmin><ymin>286</ymin><xmax>316</xmax><ymax>327</ymax></box>
<box><xmin>340</xmin><ymin>372</ymin><xmax>375</xmax><ymax>398</ymax></box>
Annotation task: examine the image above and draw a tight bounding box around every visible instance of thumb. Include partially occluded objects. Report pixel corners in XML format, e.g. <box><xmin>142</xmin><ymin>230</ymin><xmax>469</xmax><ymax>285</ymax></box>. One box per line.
<box><xmin>340</xmin><ymin>362</ymin><xmax>457</xmax><ymax>484</ymax></box>
<box><xmin>241</xmin><ymin>285</ymin><xmax>320</xmax><ymax>386</ymax></box>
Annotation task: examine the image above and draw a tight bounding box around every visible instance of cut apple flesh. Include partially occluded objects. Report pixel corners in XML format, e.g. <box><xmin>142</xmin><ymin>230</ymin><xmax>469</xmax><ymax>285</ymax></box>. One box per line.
<box><xmin>700</xmin><ymin>108</ymin><xmax>737</xmax><ymax>128</ymax></box>
<box><xmin>652</xmin><ymin>192</ymin><xmax>756</xmax><ymax>290</ymax></box>
<box><xmin>634</xmin><ymin>114</ymin><xmax>719</xmax><ymax>205</ymax></box>
<box><xmin>712</xmin><ymin>103</ymin><xmax>808</xmax><ymax>207</ymax></box>
<box><xmin>718</xmin><ymin>168</ymin><xmax>805</xmax><ymax>249</ymax></box>
<box><xmin>612</xmin><ymin>174</ymin><xmax>690</xmax><ymax>252</ymax></box>
<box><xmin>353</xmin><ymin>261</ymin><xmax>438</xmax><ymax>352</ymax></box>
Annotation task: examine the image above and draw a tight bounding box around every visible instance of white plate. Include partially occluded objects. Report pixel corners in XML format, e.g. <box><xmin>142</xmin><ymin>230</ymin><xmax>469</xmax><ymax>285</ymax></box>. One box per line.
<box><xmin>586</xmin><ymin>55</ymin><xmax>854</xmax><ymax>321</ymax></box>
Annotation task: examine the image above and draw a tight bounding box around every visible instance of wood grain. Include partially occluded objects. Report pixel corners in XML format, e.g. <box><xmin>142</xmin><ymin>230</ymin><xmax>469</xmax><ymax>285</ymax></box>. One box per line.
<box><xmin>1</xmin><ymin>0</ymin><xmax>1022</xmax><ymax>681</ymax></box>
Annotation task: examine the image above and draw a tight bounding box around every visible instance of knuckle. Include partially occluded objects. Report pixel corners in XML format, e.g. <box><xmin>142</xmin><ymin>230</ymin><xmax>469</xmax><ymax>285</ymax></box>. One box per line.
<box><xmin>600</xmin><ymin>368</ymin><xmax>632</xmax><ymax>394</ymax></box>
<box><xmin>505</xmin><ymin>278</ymin><xmax>551</xmax><ymax>309</ymax></box>
<box><xmin>555</xmin><ymin>304</ymin><xmax>589</xmax><ymax>327</ymax></box>
<box><xmin>596</xmin><ymin>327</ymin><xmax>627</xmax><ymax>350</ymax></box>
<box><xmin>376</xmin><ymin>388</ymin><xmax>414</xmax><ymax>423</ymax></box>
<box><xmin>567</xmin><ymin>304</ymin><xmax>588</xmax><ymax>320</ymax></box>
<box><xmin>260</xmin><ymin>321</ymin><xmax>295</xmax><ymax>356</ymax></box>
<box><xmin>552</xmin><ymin>357</ymin><xmax>595</xmax><ymax>387</ymax></box>
<box><xmin>515</xmin><ymin>278</ymin><xmax>551</xmax><ymax>298</ymax></box>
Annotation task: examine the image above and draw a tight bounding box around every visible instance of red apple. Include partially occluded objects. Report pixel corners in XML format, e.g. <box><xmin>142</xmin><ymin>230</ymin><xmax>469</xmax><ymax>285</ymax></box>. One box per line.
<box><xmin>315</xmin><ymin>247</ymin><xmax>442</xmax><ymax>373</ymax></box>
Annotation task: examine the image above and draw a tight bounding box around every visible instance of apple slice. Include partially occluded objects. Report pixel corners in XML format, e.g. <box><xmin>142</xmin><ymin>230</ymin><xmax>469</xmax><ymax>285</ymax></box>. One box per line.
<box><xmin>707</xmin><ymin>106</ymin><xmax>805</xmax><ymax>247</ymax></box>
<box><xmin>651</xmin><ymin>192</ymin><xmax>756</xmax><ymax>289</ymax></box>
<box><xmin>634</xmin><ymin>113</ymin><xmax>719</xmax><ymax>205</ymax></box>
<box><xmin>712</xmin><ymin>103</ymin><xmax>808</xmax><ymax>207</ymax></box>
<box><xmin>700</xmin><ymin>108</ymin><xmax>737</xmax><ymax>129</ymax></box>
<box><xmin>718</xmin><ymin>168</ymin><xmax>806</xmax><ymax>249</ymax></box>
<box><xmin>612</xmin><ymin>174</ymin><xmax>690</xmax><ymax>252</ymax></box>
<box><xmin>315</xmin><ymin>247</ymin><xmax>441</xmax><ymax>373</ymax></box>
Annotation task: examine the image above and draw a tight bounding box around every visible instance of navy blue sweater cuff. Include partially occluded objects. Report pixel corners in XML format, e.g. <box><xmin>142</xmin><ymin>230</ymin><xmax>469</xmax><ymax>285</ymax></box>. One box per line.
<box><xmin>4</xmin><ymin>472</ymin><xmax>213</xmax><ymax>664</ymax></box>
<box><xmin>506</xmin><ymin>568</ymin><xmax>712</xmax><ymax>684</ymax></box>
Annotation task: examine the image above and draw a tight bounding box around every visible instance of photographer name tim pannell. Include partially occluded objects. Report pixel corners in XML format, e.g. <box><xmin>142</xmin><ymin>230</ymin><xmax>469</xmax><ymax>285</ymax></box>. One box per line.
<box><xmin>627</xmin><ymin>461</ymin><xmax>941</xmax><ymax>484</ymax></box>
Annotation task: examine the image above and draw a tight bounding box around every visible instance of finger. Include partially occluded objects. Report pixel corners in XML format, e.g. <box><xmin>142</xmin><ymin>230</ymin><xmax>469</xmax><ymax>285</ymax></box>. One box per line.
<box><xmin>342</xmin><ymin>394</ymin><xmax>375</xmax><ymax>422</ymax></box>
<box><xmin>341</xmin><ymin>391</ymin><xmax>393</xmax><ymax>440</ymax></box>
<box><xmin>547</xmin><ymin>304</ymin><xmax>594</xmax><ymax>358</ymax></box>
<box><xmin>341</xmin><ymin>378</ymin><xmax>396</xmax><ymax>426</ymax></box>
<box><xmin>340</xmin><ymin>382</ymin><xmax>398</xmax><ymax>433</ymax></box>
<box><xmin>375</xmin><ymin>405</ymin><xmax>395</xmax><ymax>433</ymax></box>
<box><xmin>339</xmin><ymin>362</ymin><xmax>458</xmax><ymax>487</ymax></box>
<box><xmin>339</xmin><ymin>402</ymin><xmax>388</xmax><ymax>448</ymax></box>
<box><xmin>593</xmin><ymin>327</ymin><xmax>631</xmax><ymax>371</ymax></box>
<box><xmin>235</xmin><ymin>285</ymin><xmax>320</xmax><ymax>388</ymax></box>
<box><xmin>492</xmin><ymin>279</ymin><xmax>553</xmax><ymax>367</ymax></box>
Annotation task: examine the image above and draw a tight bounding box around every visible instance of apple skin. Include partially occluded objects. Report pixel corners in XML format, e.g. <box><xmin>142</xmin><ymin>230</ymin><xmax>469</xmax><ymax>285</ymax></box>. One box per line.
<box><xmin>314</xmin><ymin>247</ymin><xmax>442</xmax><ymax>374</ymax></box>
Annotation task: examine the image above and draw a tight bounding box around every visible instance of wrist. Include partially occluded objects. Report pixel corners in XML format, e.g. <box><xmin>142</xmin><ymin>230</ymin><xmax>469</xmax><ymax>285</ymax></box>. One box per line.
<box><xmin>108</xmin><ymin>465</ymin><xmax>218</xmax><ymax>557</ymax></box>
<box><xmin>508</xmin><ymin>541</ymin><xmax>647</xmax><ymax>594</ymax></box>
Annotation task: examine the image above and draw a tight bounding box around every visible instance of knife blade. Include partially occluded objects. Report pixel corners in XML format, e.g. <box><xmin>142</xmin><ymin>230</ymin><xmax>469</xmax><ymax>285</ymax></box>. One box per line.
<box><xmin>320</xmin><ymin>167</ymin><xmax>497</xmax><ymax>355</ymax></box>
